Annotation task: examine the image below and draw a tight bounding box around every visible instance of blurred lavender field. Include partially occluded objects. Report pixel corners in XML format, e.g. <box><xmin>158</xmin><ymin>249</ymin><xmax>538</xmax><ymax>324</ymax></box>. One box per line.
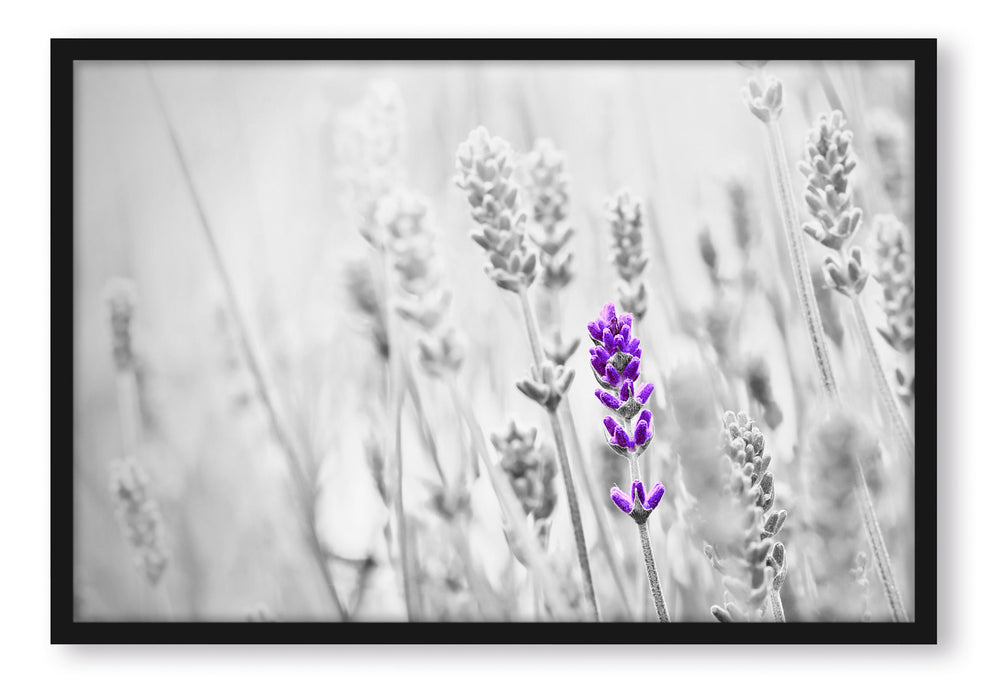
<box><xmin>74</xmin><ymin>60</ymin><xmax>915</xmax><ymax>622</ymax></box>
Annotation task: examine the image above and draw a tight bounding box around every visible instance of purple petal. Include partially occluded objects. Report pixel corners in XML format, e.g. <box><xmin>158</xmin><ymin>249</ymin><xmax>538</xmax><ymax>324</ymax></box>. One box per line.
<box><xmin>634</xmin><ymin>419</ymin><xmax>649</xmax><ymax>445</ymax></box>
<box><xmin>594</xmin><ymin>346</ymin><xmax>610</xmax><ymax>363</ymax></box>
<box><xmin>605</xmin><ymin>364</ymin><xmax>621</xmax><ymax>387</ymax></box>
<box><xmin>619</xmin><ymin>324</ymin><xmax>631</xmax><ymax>342</ymax></box>
<box><xmin>595</xmin><ymin>389</ymin><xmax>621</xmax><ymax>410</ymax></box>
<box><xmin>627</xmin><ymin>337</ymin><xmax>640</xmax><ymax>355</ymax></box>
<box><xmin>617</xmin><ymin>313</ymin><xmax>633</xmax><ymax>329</ymax></box>
<box><xmin>591</xmin><ymin>357</ymin><xmax>607</xmax><ymax>376</ymax></box>
<box><xmin>632</xmin><ymin>480</ymin><xmax>646</xmax><ymax>506</ymax></box>
<box><xmin>611</xmin><ymin>426</ymin><xmax>631</xmax><ymax>449</ymax></box>
<box><xmin>619</xmin><ymin>380</ymin><xmax>633</xmax><ymax>402</ymax></box>
<box><xmin>588</xmin><ymin>322</ymin><xmax>604</xmax><ymax>341</ymax></box>
<box><xmin>603</xmin><ymin>416</ymin><xmax>618</xmax><ymax>436</ymax></box>
<box><xmin>610</xmin><ymin>486</ymin><xmax>633</xmax><ymax>514</ymax></box>
<box><xmin>623</xmin><ymin>358</ymin><xmax>641</xmax><ymax>381</ymax></box>
<box><xmin>601</xmin><ymin>303</ymin><xmax>617</xmax><ymax>324</ymax></box>
<box><xmin>602</xmin><ymin>328</ymin><xmax>614</xmax><ymax>353</ymax></box>
<box><xmin>645</xmin><ymin>482</ymin><xmax>665</xmax><ymax>509</ymax></box>
<box><xmin>636</xmin><ymin>383</ymin><xmax>654</xmax><ymax>404</ymax></box>
<box><xmin>637</xmin><ymin>409</ymin><xmax>653</xmax><ymax>427</ymax></box>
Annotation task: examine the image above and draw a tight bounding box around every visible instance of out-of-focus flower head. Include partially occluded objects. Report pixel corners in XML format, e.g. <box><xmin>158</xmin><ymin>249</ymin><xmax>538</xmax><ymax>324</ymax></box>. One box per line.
<box><xmin>491</xmin><ymin>421</ymin><xmax>558</xmax><ymax>525</ymax></box>
<box><xmin>741</xmin><ymin>75</ymin><xmax>783</xmax><ymax>123</ymax></box>
<box><xmin>523</xmin><ymin>138</ymin><xmax>575</xmax><ymax>290</ymax></box>
<box><xmin>109</xmin><ymin>457</ymin><xmax>168</xmax><ymax>586</ymax></box>
<box><xmin>105</xmin><ymin>278</ymin><xmax>138</xmax><ymax>372</ymax></box>
<box><xmin>455</xmin><ymin>127</ymin><xmax>538</xmax><ymax>293</ymax></box>
<box><xmin>872</xmin><ymin>215</ymin><xmax>915</xmax><ymax>355</ymax></box>
<box><xmin>605</xmin><ymin>192</ymin><xmax>649</xmax><ymax>320</ymax></box>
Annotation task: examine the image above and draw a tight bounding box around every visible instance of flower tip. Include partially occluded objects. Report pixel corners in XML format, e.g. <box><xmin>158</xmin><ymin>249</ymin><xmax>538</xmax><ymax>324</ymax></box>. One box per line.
<box><xmin>610</xmin><ymin>486</ymin><xmax>633</xmax><ymax>514</ymax></box>
<box><xmin>645</xmin><ymin>482</ymin><xmax>665</xmax><ymax>510</ymax></box>
<box><xmin>632</xmin><ymin>479</ymin><xmax>646</xmax><ymax>506</ymax></box>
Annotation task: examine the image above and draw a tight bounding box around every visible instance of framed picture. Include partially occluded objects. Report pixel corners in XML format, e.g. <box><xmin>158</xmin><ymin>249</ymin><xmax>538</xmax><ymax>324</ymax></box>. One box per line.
<box><xmin>54</xmin><ymin>38</ymin><xmax>935</xmax><ymax>643</ymax></box>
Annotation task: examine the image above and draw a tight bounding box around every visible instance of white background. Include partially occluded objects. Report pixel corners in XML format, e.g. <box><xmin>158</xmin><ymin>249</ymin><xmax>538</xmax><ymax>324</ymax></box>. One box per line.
<box><xmin>0</xmin><ymin>2</ymin><xmax>977</xmax><ymax>697</ymax></box>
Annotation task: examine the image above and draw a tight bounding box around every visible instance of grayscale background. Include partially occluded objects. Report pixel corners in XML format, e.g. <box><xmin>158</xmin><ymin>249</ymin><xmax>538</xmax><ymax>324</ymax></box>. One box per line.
<box><xmin>73</xmin><ymin>60</ymin><xmax>915</xmax><ymax>622</ymax></box>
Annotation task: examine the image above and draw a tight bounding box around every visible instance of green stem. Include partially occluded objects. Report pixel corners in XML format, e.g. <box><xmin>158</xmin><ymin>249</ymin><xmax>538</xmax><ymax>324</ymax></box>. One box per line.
<box><xmin>852</xmin><ymin>297</ymin><xmax>915</xmax><ymax>456</ymax></box>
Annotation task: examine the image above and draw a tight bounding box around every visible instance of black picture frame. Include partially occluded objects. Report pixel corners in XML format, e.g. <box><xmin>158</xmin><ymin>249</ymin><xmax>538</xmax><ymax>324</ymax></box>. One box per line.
<box><xmin>53</xmin><ymin>37</ymin><xmax>936</xmax><ymax>644</ymax></box>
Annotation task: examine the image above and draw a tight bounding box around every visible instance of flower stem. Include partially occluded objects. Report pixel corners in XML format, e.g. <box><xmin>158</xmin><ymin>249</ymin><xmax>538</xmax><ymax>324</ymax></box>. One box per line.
<box><xmin>516</xmin><ymin>289</ymin><xmax>600</xmax><ymax>621</ymax></box>
<box><xmin>623</xmin><ymin>423</ymin><xmax>669</xmax><ymax>621</ymax></box>
<box><xmin>765</xmin><ymin>119</ymin><xmax>838</xmax><ymax>399</ymax></box>
<box><xmin>769</xmin><ymin>588</ymin><xmax>785</xmax><ymax>622</ymax></box>
<box><xmin>636</xmin><ymin>520</ymin><xmax>670</xmax><ymax>622</ymax></box>
<box><xmin>852</xmin><ymin>297</ymin><xmax>915</xmax><ymax>456</ymax></box>
<box><xmin>548</xmin><ymin>407</ymin><xmax>601</xmax><ymax>621</ymax></box>
<box><xmin>558</xmin><ymin>400</ymin><xmax>634</xmax><ymax>617</ymax></box>
<box><xmin>855</xmin><ymin>453</ymin><xmax>909</xmax><ymax>621</ymax></box>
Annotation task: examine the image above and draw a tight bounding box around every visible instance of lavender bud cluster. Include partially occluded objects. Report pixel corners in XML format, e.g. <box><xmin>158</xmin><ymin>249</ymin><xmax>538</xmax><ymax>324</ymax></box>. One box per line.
<box><xmin>605</xmin><ymin>192</ymin><xmax>649</xmax><ymax>319</ymax></box>
<box><xmin>105</xmin><ymin>278</ymin><xmax>138</xmax><ymax>372</ymax></box>
<box><xmin>455</xmin><ymin>127</ymin><xmax>538</xmax><ymax>292</ymax></box>
<box><xmin>799</xmin><ymin>110</ymin><xmax>863</xmax><ymax>251</ymax></box>
<box><xmin>742</xmin><ymin>75</ymin><xmax>783</xmax><ymax>123</ymax></box>
<box><xmin>523</xmin><ymin>138</ymin><xmax>575</xmax><ymax>290</ymax></box>
<box><xmin>491</xmin><ymin>421</ymin><xmax>558</xmax><ymax>528</ymax></box>
<box><xmin>109</xmin><ymin>457</ymin><xmax>168</xmax><ymax>586</ymax></box>
<box><xmin>872</xmin><ymin>215</ymin><xmax>915</xmax><ymax>403</ymax></box>
<box><xmin>377</xmin><ymin>189</ymin><xmax>464</xmax><ymax>376</ymax></box>
<box><xmin>705</xmin><ymin>411</ymin><xmax>787</xmax><ymax>622</ymax></box>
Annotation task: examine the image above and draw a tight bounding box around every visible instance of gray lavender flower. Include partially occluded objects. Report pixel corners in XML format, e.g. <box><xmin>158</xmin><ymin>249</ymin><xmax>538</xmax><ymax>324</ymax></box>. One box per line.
<box><xmin>705</xmin><ymin>411</ymin><xmax>788</xmax><ymax>622</ymax></box>
<box><xmin>799</xmin><ymin>110</ymin><xmax>863</xmax><ymax>250</ymax></box>
<box><xmin>741</xmin><ymin>75</ymin><xmax>783</xmax><ymax>123</ymax></box>
<box><xmin>822</xmin><ymin>246</ymin><xmax>869</xmax><ymax>297</ymax></box>
<box><xmin>109</xmin><ymin>457</ymin><xmax>168</xmax><ymax>586</ymax></box>
<box><xmin>455</xmin><ymin>127</ymin><xmax>538</xmax><ymax>292</ymax></box>
<box><xmin>872</xmin><ymin>215</ymin><xmax>915</xmax><ymax>354</ymax></box>
<box><xmin>105</xmin><ymin>278</ymin><xmax>138</xmax><ymax>372</ymax></box>
<box><xmin>523</xmin><ymin>138</ymin><xmax>575</xmax><ymax>290</ymax></box>
<box><xmin>491</xmin><ymin>421</ymin><xmax>558</xmax><ymax>526</ymax></box>
<box><xmin>376</xmin><ymin>188</ymin><xmax>464</xmax><ymax>376</ymax></box>
<box><xmin>605</xmin><ymin>192</ymin><xmax>649</xmax><ymax>319</ymax></box>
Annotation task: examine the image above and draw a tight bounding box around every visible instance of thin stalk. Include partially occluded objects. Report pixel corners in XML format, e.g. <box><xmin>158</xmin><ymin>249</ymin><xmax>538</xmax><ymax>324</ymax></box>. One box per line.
<box><xmin>765</xmin><ymin>119</ymin><xmax>838</xmax><ymax>398</ymax></box>
<box><xmin>761</xmin><ymin>109</ymin><xmax>907</xmax><ymax>621</ymax></box>
<box><xmin>516</xmin><ymin>289</ymin><xmax>600</xmax><ymax>621</ymax></box>
<box><xmin>852</xmin><ymin>298</ymin><xmax>915</xmax><ymax>456</ymax></box>
<box><xmin>559</xmin><ymin>400</ymin><xmax>634</xmax><ymax>617</ymax></box>
<box><xmin>855</xmin><ymin>455</ymin><xmax>909</xmax><ymax>621</ymax></box>
<box><xmin>548</xmin><ymin>407</ymin><xmax>600</xmax><ymax>621</ymax></box>
<box><xmin>446</xmin><ymin>380</ymin><xmax>577</xmax><ymax>620</ymax></box>
<box><xmin>146</xmin><ymin>67</ymin><xmax>345</xmax><ymax>619</ymax></box>
<box><xmin>636</xmin><ymin>521</ymin><xmax>669</xmax><ymax>622</ymax></box>
<box><xmin>624</xmin><ymin>424</ymin><xmax>669</xmax><ymax>622</ymax></box>
<box><xmin>769</xmin><ymin>588</ymin><xmax>785</xmax><ymax>622</ymax></box>
<box><xmin>391</xmin><ymin>384</ymin><xmax>416</xmax><ymax>620</ymax></box>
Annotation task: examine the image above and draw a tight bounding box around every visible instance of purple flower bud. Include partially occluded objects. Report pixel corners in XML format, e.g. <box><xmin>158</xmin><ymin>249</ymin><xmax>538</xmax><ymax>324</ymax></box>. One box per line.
<box><xmin>636</xmin><ymin>382</ymin><xmax>654</xmax><ymax>404</ymax></box>
<box><xmin>603</xmin><ymin>416</ymin><xmax>618</xmax><ymax>436</ymax></box>
<box><xmin>632</xmin><ymin>479</ymin><xmax>646</xmax><ymax>506</ymax></box>
<box><xmin>602</xmin><ymin>328</ymin><xmax>614</xmax><ymax>353</ymax></box>
<box><xmin>611</xmin><ymin>426</ymin><xmax>631</xmax><ymax>449</ymax></box>
<box><xmin>610</xmin><ymin>486</ymin><xmax>633</xmax><ymax>513</ymax></box>
<box><xmin>627</xmin><ymin>337</ymin><xmax>640</xmax><ymax>355</ymax></box>
<box><xmin>588</xmin><ymin>322</ymin><xmax>603</xmax><ymax>342</ymax></box>
<box><xmin>637</xmin><ymin>409</ymin><xmax>653</xmax><ymax>427</ymax></box>
<box><xmin>623</xmin><ymin>358</ymin><xmax>641</xmax><ymax>381</ymax></box>
<box><xmin>595</xmin><ymin>389</ymin><xmax>621</xmax><ymax>410</ymax></box>
<box><xmin>620</xmin><ymin>380</ymin><xmax>633</xmax><ymax>402</ymax></box>
<box><xmin>601</xmin><ymin>303</ymin><xmax>617</xmax><ymax>325</ymax></box>
<box><xmin>605</xmin><ymin>364</ymin><xmax>621</xmax><ymax>387</ymax></box>
<box><xmin>591</xmin><ymin>356</ymin><xmax>607</xmax><ymax>376</ymax></box>
<box><xmin>634</xmin><ymin>418</ymin><xmax>650</xmax><ymax>446</ymax></box>
<box><xmin>645</xmin><ymin>482</ymin><xmax>665</xmax><ymax>509</ymax></box>
<box><xmin>619</xmin><ymin>324</ymin><xmax>631</xmax><ymax>343</ymax></box>
<box><xmin>617</xmin><ymin>313</ymin><xmax>633</xmax><ymax>329</ymax></box>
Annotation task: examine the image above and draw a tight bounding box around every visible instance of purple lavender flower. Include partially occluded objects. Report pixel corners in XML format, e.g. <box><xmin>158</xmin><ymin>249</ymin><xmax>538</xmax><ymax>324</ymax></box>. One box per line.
<box><xmin>589</xmin><ymin>302</ymin><xmax>656</xmax><ymax>432</ymax></box>
<box><xmin>609</xmin><ymin>479</ymin><xmax>665</xmax><ymax>518</ymax></box>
